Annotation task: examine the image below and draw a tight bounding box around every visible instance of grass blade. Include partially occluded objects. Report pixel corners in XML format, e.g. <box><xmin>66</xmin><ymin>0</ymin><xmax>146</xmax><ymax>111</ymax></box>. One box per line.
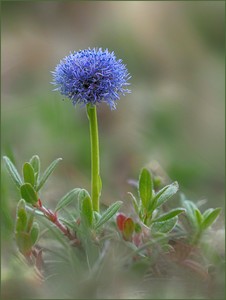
<box><xmin>55</xmin><ymin>188</ymin><xmax>82</xmax><ymax>212</ymax></box>
<box><xmin>3</xmin><ymin>156</ymin><xmax>23</xmax><ymax>189</ymax></box>
<box><xmin>36</xmin><ymin>158</ymin><xmax>62</xmax><ymax>191</ymax></box>
<box><xmin>94</xmin><ymin>201</ymin><xmax>122</xmax><ymax>230</ymax></box>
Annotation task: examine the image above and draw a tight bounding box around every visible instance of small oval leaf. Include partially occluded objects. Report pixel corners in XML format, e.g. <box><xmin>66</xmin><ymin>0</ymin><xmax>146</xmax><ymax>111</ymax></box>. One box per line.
<box><xmin>116</xmin><ymin>213</ymin><xmax>127</xmax><ymax>231</ymax></box>
<box><xmin>123</xmin><ymin>218</ymin><xmax>135</xmax><ymax>241</ymax></box>
<box><xmin>16</xmin><ymin>232</ymin><xmax>32</xmax><ymax>255</ymax></box>
<box><xmin>151</xmin><ymin>216</ymin><xmax>178</xmax><ymax>233</ymax></box>
<box><xmin>16</xmin><ymin>204</ymin><xmax>27</xmax><ymax>233</ymax></box>
<box><xmin>20</xmin><ymin>183</ymin><xmax>38</xmax><ymax>205</ymax></box>
<box><xmin>139</xmin><ymin>168</ymin><xmax>152</xmax><ymax>210</ymax></box>
<box><xmin>29</xmin><ymin>155</ymin><xmax>40</xmax><ymax>185</ymax></box>
<box><xmin>23</xmin><ymin>162</ymin><xmax>35</xmax><ymax>186</ymax></box>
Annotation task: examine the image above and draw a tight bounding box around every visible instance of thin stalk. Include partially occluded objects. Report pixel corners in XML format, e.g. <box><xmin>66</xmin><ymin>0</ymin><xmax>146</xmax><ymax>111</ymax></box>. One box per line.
<box><xmin>191</xmin><ymin>229</ymin><xmax>202</xmax><ymax>246</ymax></box>
<box><xmin>86</xmin><ymin>104</ymin><xmax>101</xmax><ymax>212</ymax></box>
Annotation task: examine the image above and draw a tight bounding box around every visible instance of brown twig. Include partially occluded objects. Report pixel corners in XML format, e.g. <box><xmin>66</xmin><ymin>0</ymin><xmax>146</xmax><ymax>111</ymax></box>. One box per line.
<box><xmin>34</xmin><ymin>199</ymin><xmax>80</xmax><ymax>245</ymax></box>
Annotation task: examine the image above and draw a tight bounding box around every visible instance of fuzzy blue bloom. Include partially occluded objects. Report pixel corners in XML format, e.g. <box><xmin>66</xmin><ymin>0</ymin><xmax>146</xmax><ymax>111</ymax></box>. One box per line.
<box><xmin>51</xmin><ymin>48</ymin><xmax>131</xmax><ymax>110</ymax></box>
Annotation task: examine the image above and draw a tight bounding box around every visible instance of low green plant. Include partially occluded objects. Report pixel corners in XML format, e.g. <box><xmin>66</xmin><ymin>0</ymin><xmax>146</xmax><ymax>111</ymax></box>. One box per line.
<box><xmin>180</xmin><ymin>194</ymin><xmax>222</xmax><ymax>245</ymax></box>
<box><xmin>3</xmin><ymin>154</ymin><xmax>223</xmax><ymax>298</ymax></box>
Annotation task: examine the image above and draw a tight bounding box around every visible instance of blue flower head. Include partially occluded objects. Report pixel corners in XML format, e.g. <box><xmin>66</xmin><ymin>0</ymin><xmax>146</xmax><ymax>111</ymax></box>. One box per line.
<box><xmin>51</xmin><ymin>48</ymin><xmax>131</xmax><ymax>110</ymax></box>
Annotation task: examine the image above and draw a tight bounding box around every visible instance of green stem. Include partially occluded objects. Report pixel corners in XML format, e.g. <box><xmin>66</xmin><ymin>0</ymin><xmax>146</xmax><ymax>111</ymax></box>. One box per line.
<box><xmin>191</xmin><ymin>229</ymin><xmax>202</xmax><ymax>245</ymax></box>
<box><xmin>86</xmin><ymin>104</ymin><xmax>101</xmax><ymax>212</ymax></box>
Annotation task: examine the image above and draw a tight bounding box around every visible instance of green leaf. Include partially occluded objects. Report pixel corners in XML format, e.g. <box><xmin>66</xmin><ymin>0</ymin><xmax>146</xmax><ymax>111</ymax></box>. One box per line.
<box><xmin>151</xmin><ymin>181</ymin><xmax>179</xmax><ymax>211</ymax></box>
<box><xmin>94</xmin><ymin>201</ymin><xmax>123</xmax><ymax>230</ymax></box>
<box><xmin>139</xmin><ymin>168</ymin><xmax>152</xmax><ymax>210</ymax></box>
<box><xmin>3</xmin><ymin>156</ymin><xmax>23</xmax><ymax>189</ymax></box>
<box><xmin>152</xmin><ymin>208</ymin><xmax>185</xmax><ymax>223</ymax></box>
<box><xmin>128</xmin><ymin>192</ymin><xmax>139</xmax><ymax>214</ymax></box>
<box><xmin>153</xmin><ymin>176</ymin><xmax>162</xmax><ymax>190</ymax></box>
<box><xmin>20</xmin><ymin>183</ymin><xmax>38</xmax><ymax>205</ymax></box>
<box><xmin>16</xmin><ymin>200</ymin><xmax>27</xmax><ymax>233</ymax></box>
<box><xmin>134</xmin><ymin>223</ymin><xmax>142</xmax><ymax>233</ymax></box>
<box><xmin>16</xmin><ymin>210</ymin><xmax>27</xmax><ymax>231</ymax></box>
<box><xmin>15</xmin><ymin>232</ymin><xmax>32</xmax><ymax>255</ymax></box>
<box><xmin>30</xmin><ymin>222</ymin><xmax>39</xmax><ymax>246</ymax></box>
<box><xmin>26</xmin><ymin>213</ymin><xmax>34</xmax><ymax>233</ymax></box>
<box><xmin>81</xmin><ymin>195</ymin><xmax>93</xmax><ymax>227</ymax></box>
<box><xmin>182</xmin><ymin>200</ymin><xmax>199</xmax><ymax>229</ymax></box>
<box><xmin>151</xmin><ymin>216</ymin><xmax>178</xmax><ymax>233</ymax></box>
<box><xmin>94</xmin><ymin>211</ymin><xmax>101</xmax><ymax>223</ymax></box>
<box><xmin>78</xmin><ymin>189</ymin><xmax>90</xmax><ymax>209</ymax></box>
<box><xmin>36</xmin><ymin>158</ymin><xmax>62</xmax><ymax>191</ymax></box>
<box><xmin>195</xmin><ymin>208</ymin><xmax>203</xmax><ymax>227</ymax></box>
<box><xmin>17</xmin><ymin>198</ymin><xmax>26</xmax><ymax>211</ymax></box>
<box><xmin>122</xmin><ymin>218</ymin><xmax>135</xmax><ymax>241</ymax></box>
<box><xmin>55</xmin><ymin>188</ymin><xmax>83</xmax><ymax>212</ymax></box>
<box><xmin>201</xmin><ymin>208</ymin><xmax>221</xmax><ymax>230</ymax></box>
<box><xmin>78</xmin><ymin>189</ymin><xmax>89</xmax><ymax>200</ymax></box>
<box><xmin>29</xmin><ymin>155</ymin><xmax>40</xmax><ymax>184</ymax></box>
<box><xmin>23</xmin><ymin>162</ymin><xmax>35</xmax><ymax>186</ymax></box>
<box><xmin>202</xmin><ymin>208</ymin><xmax>214</xmax><ymax>219</ymax></box>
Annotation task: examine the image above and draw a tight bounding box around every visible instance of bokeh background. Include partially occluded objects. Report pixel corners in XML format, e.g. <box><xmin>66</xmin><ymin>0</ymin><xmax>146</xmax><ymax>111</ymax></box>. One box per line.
<box><xmin>1</xmin><ymin>1</ymin><xmax>225</xmax><ymax>297</ymax></box>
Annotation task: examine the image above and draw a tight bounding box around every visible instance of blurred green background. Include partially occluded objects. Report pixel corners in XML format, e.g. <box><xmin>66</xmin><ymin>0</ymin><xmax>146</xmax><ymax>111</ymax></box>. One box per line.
<box><xmin>2</xmin><ymin>1</ymin><xmax>224</xmax><ymax>235</ymax></box>
<box><xmin>1</xmin><ymin>1</ymin><xmax>225</xmax><ymax>299</ymax></box>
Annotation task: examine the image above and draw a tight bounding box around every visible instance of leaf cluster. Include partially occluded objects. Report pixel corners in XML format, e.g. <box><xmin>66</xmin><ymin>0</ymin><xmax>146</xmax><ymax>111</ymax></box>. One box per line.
<box><xmin>15</xmin><ymin>199</ymin><xmax>39</xmax><ymax>256</ymax></box>
<box><xmin>129</xmin><ymin>168</ymin><xmax>184</xmax><ymax>234</ymax></box>
<box><xmin>180</xmin><ymin>195</ymin><xmax>221</xmax><ymax>244</ymax></box>
<box><xmin>3</xmin><ymin>155</ymin><xmax>122</xmax><ymax>255</ymax></box>
<box><xmin>3</xmin><ymin>155</ymin><xmax>62</xmax><ymax>205</ymax></box>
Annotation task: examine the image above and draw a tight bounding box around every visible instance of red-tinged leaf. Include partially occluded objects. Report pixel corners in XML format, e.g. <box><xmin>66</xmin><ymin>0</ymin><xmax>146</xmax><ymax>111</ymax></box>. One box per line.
<box><xmin>123</xmin><ymin>217</ymin><xmax>135</xmax><ymax>241</ymax></box>
<box><xmin>116</xmin><ymin>213</ymin><xmax>127</xmax><ymax>231</ymax></box>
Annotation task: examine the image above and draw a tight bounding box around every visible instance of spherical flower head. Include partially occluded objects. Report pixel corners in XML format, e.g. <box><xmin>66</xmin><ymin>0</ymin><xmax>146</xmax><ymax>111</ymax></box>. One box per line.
<box><xmin>51</xmin><ymin>48</ymin><xmax>131</xmax><ymax>110</ymax></box>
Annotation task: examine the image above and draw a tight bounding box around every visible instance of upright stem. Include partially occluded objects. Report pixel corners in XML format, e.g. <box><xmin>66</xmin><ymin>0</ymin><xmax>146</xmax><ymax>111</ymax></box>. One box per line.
<box><xmin>86</xmin><ymin>104</ymin><xmax>101</xmax><ymax>212</ymax></box>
